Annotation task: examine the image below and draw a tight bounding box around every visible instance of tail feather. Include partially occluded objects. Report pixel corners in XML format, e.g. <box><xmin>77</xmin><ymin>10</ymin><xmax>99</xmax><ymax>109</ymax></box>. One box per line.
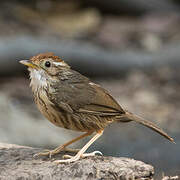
<box><xmin>117</xmin><ymin>111</ymin><xmax>175</xmax><ymax>143</ymax></box>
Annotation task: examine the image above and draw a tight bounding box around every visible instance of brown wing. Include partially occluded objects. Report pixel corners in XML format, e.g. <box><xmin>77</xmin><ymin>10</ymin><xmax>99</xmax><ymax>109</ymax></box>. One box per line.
<box><xmin>49</xmin><ymin>69</ymin><xmax>125</xmax><ymax>116</ymax></box>
<box><xmin>78</xmin><ymin>82</ymin><xmax>125</xmax><ymax>115</ymax></box>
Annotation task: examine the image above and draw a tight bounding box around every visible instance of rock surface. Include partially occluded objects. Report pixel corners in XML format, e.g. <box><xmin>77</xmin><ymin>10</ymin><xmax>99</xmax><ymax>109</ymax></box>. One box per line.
<box><xmin>0</xmin><ymin>143</ymin><xmax>154</xmax><ymax>180</ymax></box>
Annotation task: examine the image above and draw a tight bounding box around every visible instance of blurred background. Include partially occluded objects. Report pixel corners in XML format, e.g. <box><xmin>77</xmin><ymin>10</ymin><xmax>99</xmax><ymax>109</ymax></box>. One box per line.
<box><xmin>0</xmin><ymin>0</ymin><xmax>180</xmax><ymax>178</ymax></box>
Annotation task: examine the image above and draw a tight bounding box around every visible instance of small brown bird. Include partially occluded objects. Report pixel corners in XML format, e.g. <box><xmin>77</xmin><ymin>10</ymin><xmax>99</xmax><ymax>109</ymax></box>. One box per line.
<box><xmin>20</xmin><ymin>52</ymin><xmax>174</xmax><ymax>163</ymax></box>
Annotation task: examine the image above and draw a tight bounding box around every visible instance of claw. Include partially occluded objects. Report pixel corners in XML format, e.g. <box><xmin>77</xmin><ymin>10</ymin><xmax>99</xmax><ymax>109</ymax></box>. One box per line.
<box><xmin>55</xmin><ymin>150</ymin><xmax>103</xmax><ymax>163</ymax></box>
<box><xmin>54</xmin><ymin>131</ymin><xmax>104</xmax><ymax>164</ymax></box>
<box><xmin>33</xmin><ymin>149</ymin><xmax>50</xmax><ymax>158</ymax></box>
<box><xmin>63</xmin><ymin>154</ymin><xmax>72</xmax><ymax>159</ymax></box>
<box><xmin>80</xmin><ymin>150</ymin><xmax>103</xmax><ymax>158</ymax></box>
<box><xmin>54</xmin><ymin>156</ymin><xmax>80</xmax><ymax>164</ymax></box>
<box><xmin>33</xmin><ymin>147</ymin><xmax>79</xmax><ymax>159</ymax></box>
<box><xmin>91</xmin><ymin>151</ymin><xmax>103</xmax><ymax>156</ymax></box>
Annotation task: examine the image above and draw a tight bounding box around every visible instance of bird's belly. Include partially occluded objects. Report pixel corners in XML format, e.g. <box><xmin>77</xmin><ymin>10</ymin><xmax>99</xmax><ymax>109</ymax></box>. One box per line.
<box><xmin>34</xmin><ymin>92</ymin><xmax>67</xmax><ymax>129</ymax></box>
<box><xmin>37</xmin><ymin>100</ymin><xmax>111</xmax><ymax>131</ymax></box>
<box><xmin>36</xmin><ymin>102</ymin><xmax>71</xmax><ymax>129</ymax></box>
<box><xmin>34</xmin><ymin>92</ymin><xmax>112</xmax><ymax>131</ymax></box>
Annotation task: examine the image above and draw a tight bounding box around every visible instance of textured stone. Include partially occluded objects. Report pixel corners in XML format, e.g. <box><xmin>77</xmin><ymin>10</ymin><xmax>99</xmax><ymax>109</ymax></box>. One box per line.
<box><xmin>0</xmin><ymin>143</ymin><xmax>154</xmax><ymax>180</ymax></box>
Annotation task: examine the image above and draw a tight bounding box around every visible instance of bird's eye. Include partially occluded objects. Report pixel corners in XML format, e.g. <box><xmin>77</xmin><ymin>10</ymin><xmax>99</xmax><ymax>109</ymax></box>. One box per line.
<box><xmin>45</xmin><ymin>61</ymin><xmax>51</xmax><ymax>68</ymax></box>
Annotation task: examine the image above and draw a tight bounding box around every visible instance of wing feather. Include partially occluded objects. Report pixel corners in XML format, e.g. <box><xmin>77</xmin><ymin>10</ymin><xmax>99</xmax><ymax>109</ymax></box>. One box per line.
<box><xmin>49</xmin><ymin>69</ymin><xmax>125</xmax><ymax>116</ymax></box>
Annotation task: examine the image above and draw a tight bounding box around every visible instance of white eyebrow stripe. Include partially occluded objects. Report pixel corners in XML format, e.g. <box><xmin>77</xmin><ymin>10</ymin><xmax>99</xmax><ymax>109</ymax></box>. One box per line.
<box><xmin>53</xmin><ymin>62</ymin><xmax>66</xmax><ymax>66</ymax></box>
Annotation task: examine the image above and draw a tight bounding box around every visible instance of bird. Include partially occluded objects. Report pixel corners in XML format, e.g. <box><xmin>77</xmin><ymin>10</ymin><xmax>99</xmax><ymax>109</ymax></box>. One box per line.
<box><xmin>20</xmin><ymin>52</ymin><xmax>174</xmax><ymax>163</ymax></box>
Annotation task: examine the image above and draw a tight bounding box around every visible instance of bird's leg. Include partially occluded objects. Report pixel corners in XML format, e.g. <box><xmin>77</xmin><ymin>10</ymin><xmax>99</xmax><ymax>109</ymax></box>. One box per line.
<box><xmin>54</xmin><ymin>130</ymin><xmax>103</xmax><ymax>163</ymax></box>
<box><xmin>34</xmin><ymin>131</ymin><xmax>93</xmax><ymax>158</ymax></box>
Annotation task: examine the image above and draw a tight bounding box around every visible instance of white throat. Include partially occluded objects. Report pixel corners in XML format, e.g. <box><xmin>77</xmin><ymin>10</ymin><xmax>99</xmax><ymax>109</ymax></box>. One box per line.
<box><xmin>29</xmin><ymin>68</ymin><xmax>48</xmax><ymax>92</ymax></box>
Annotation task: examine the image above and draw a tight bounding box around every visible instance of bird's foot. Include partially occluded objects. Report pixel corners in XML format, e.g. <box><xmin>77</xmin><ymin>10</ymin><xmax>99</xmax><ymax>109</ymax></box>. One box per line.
<box><xmin>54</xmin><ymin>150</ymin><xmax>103</xmax><ymax>163</ymax></box>
<box><xmin>33</xmin><ymin>147</ymin><xmax>80</xmax><ymax>158</ymax></box>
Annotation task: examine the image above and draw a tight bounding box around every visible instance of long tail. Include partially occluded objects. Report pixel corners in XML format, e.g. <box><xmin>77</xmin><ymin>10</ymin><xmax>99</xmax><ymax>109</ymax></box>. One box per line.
<box><xmin>116</xmin><ymin>111</ymin><xmax>175</xmax><ymax>143</ymax></box>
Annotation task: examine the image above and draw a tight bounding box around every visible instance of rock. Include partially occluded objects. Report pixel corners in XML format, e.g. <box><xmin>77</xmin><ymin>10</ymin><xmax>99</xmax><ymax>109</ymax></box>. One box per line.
<box><xmin>0</xmin><ymin>143</ymin><xmax>154</xmax><ymax>180</ymax></box>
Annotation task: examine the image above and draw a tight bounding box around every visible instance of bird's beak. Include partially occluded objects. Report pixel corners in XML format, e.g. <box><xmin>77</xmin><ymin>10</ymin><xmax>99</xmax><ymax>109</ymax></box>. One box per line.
<box><xmin>19</xmin><ymin>60</ymin><xmax>37</xmax><ymax>69</ymax></box>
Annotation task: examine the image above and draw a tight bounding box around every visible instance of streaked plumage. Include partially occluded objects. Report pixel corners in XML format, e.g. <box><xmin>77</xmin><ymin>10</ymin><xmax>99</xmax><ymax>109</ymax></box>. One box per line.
<box><xmin>20</xmin><ymin>52</ymin><xmax>174</xmax><ymax>163</ymax></box>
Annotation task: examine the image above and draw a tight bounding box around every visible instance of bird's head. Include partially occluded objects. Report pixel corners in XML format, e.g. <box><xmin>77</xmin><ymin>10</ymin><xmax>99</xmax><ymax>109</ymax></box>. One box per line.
<box><xmin>20</xmin><ymin>52</ymin><xmax>70</xmax><ymax>76</ymax></box>
<box><xmin>20</xmin><ymin>52</ymin><xmax>70</xmax><ymax>91</ymax></box>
